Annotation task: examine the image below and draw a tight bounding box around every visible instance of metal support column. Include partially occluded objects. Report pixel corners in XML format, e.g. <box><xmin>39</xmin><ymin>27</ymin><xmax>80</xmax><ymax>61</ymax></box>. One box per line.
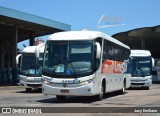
<box><xmin>0</xmin><ymin>41</ymin><xmax>5</xmax><ymax>85</ymax></box>
<box><xmin>12</xmin><ymin>25</ymin><xmax>18</xmax><ymax>85</ymax></box>
<box><xmin>7</xmin><ymin>55</ymin><xmax>11</xmax><ymax>83</ymax></box>
<box><xmin>29</xmin><ymin>32</ymin><xmax>34</xmax><ymax>46</ymax></box>
<box><xmin>141</xmin><ymin>35</ymin><xmax>145</xmax><ymax>50</ymax></box>
<box><xmin>128</xmin><ymin>36</ymin><xmax>132</xmax><ymax>49</ymax></box>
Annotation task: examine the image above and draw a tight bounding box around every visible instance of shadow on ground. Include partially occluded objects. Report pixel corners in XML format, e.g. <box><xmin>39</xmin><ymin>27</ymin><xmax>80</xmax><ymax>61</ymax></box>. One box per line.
<box><xmin>36</xmin><ymin>91</ymin><xmax>128</xmax><ymax>104</ymax></box>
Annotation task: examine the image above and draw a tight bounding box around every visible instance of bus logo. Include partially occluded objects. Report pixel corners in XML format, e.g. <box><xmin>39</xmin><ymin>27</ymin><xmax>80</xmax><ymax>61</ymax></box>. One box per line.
<box><xmin>62</xmin><ymin>80</ymin><xmax>80</xmax><ymax>84</ymax></box>
<box><xmin>101</xmin><ymin>60</ymin><xmax>127</xmax><ymax>74</ymax></box>
<box><xmin>63</xmin><ymin>83</ymin><xmax>67</xmax><ymax>87</ymax></box>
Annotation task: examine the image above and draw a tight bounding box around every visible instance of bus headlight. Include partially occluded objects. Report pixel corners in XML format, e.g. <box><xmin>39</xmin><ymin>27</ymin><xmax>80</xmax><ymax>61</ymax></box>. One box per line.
<box><xmin>20</xmin><ymin>76</ymin><xmax>27</xmax><ymax>81</ymax></box>
<box><xmin>81</xmin><ymin>79</ymin><xmax>93</xmax><ymax>85</ymax></box>
<box><xmin>42</xmin><ymin>78</ymin><xmax>52</xmax><ymax>85</ymax></box>
<box><xmin>43</xmin><ymin>80</ymin><xmax>49</xmax><ymax>84</ymax></box>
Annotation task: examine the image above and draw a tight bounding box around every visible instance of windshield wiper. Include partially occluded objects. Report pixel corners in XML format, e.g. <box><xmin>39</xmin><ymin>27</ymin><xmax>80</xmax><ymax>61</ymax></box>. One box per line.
<box><xmin>66</xmin><ymin>41</ymin><xmax>77</xmax><ymax>78</ymax></box>
<box><xmin>68</xmin><ymin>62</ymin><xmax>78</xmax><ymax>78</ymax></box>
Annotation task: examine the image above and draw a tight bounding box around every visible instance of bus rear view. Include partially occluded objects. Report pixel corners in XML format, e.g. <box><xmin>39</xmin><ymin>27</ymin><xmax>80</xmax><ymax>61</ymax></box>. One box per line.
<box><xmin>130</xmin><ymin>50</ymin><xmax>152</xmax><ymax>90</ymax></box>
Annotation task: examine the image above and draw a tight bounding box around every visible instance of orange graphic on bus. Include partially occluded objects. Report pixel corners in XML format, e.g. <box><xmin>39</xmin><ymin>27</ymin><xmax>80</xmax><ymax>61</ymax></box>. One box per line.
<box><xmin>101</xmin><ymin>59</ymin><xmax>127</xmax><ymax>74</ymax></box>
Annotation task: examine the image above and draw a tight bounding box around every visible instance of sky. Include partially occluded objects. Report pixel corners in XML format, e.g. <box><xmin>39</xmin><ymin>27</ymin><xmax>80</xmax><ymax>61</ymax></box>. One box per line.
<box><xmin>1</xmin><ymin>0</ymin><xmax>160</xmax><ymax>49</ymax></box>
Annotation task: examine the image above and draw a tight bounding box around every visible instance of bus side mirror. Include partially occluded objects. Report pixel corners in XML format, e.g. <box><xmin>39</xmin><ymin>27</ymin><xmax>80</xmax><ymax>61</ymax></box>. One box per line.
<box><xmin>36</xmin><ymin>43</ymin><xmax>45</xmax><ymax>58</ymax></box>
<box><xmin>152</xmin><ymin>57</ymin><xmax>155</xmax><ymax>67</ymax></box>
<box><xmin>16</xmin><ymin>54</ymin><xmax>22</xmax><ymax>65</ymax></box>
<box><xmin>95</xmin><ymin>42</ymin><xmax>101</xmax><ymax>59</ymax></box>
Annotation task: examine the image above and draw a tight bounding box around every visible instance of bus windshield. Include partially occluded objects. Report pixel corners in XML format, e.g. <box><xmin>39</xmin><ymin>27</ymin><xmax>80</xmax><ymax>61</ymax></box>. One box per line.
<box><xmin>20</xmin><ymin>53</ymin><xmax>42</xmax><ymax>76</ymax></box>
<box><xmin>131</xmin><ymin>57</ymin><xmax>152</xmax><ymax>77</ymax></box>
<box><xmin>43</xmin><ymin>40</ymin><xmax>94</xmax><ymax>78</ymax></box>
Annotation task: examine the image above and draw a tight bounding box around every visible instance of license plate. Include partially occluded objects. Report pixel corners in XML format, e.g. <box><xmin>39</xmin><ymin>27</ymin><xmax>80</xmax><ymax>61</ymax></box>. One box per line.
<box><xmin>61</xmin><ymin>90</ymin><xmax>69</xmax><ymax>93</ymax></box>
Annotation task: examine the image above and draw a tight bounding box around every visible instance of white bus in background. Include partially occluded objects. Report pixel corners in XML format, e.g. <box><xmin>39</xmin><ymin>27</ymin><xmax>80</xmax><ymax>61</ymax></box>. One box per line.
<box><xmin>130</xmin><ymin>50</ymin><xmax>153</xmax><ymax>89</ymax></box>
<box><xmin>16</xmin><ymin>44</ymin><xmax>44</xmax><ymax>92</ymax></box>
<box><xmin>37</xmin><ymin>30</ymin><xmax>131</xmax><ymax>101</ymax></box>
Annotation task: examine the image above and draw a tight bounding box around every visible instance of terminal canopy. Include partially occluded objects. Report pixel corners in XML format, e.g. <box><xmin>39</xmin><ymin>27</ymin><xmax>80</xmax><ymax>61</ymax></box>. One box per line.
<box><xmin>0</xmin><ymin>6</ymin><xmax>70</xmax><ymax>43</ymax></box>
<box><xmin>112</xmin><ymin>25</ymin><xmax>160</xmax><ymax>59</ymax></box>
<box><xmin>0</xmin><ymin>6</ymin><xmax>70</xmax><ymax>85</ymax></box>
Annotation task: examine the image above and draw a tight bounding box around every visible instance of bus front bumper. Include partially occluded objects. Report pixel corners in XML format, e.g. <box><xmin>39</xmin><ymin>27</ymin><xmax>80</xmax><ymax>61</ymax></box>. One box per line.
<box><xmin>19</xmin><ymin>80</ymin><xmax>42</xmax><ymax>89</ymax></box>
<box><xmin>130</xmin><ymin>80</ymin><xmax>152</xmax><ymax>87</ymax></box>
<box><xmin>42</xmin><ymin>83</ymin><xmax>95</xmax><ymax>96</ymax></box>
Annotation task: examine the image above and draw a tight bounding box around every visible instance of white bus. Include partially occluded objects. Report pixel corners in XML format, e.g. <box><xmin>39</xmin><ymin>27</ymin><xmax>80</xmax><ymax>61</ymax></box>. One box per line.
<box><xmin>130</xmin><ymin>50</ymin><xmax>153</xmax><ymax>89</ymax></box>
<box><xmin>37</xmin><ymin>30</ymin><xmax>131</xmax><ymax>101</ymax></box>
<box><xmin>16</xmin><ymin>44</ymin><xmax>44</xmax><ymax>92</ymax></box>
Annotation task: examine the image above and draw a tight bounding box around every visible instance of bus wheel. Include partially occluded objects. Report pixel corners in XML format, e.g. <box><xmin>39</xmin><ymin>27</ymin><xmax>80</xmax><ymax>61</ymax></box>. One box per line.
<box><xmin>96</xmin><ymin>83</ymin><xmax>104</xmax><ymax>101</ymax></box>
<box><xmin>26</xmin><ymin>88</ymin><xmax>32</xmax><ymax>93</ymax></box>
<box><xmin>145</xmin><ymin>86</ymin><xmax>150</xmax><ymax>90</ymax></box>
<box><xmin>56</xmin><ymin>95</ymin><xmax>66</xmax><ymax>101</ymax></box>
<box><xmin>38</xmin><ymin>88</ymin><xmax>42</xmax><ymax>92</ymax></box>
<box><xmin>119</xmin><ymin>81</ymin><xmax>125</xmax><ymax>94</ymax></box>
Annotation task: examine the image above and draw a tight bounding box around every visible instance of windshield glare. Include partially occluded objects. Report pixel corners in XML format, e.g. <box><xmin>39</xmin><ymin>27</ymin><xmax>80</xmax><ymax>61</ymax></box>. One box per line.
<box><xmin>43</xmin><ymin>41</ymin><xmax>93</xmax><ymax>78</ymax></box>
<box><xmin>20</xmin><ymin>53</ymin><xmax>42</xmax><ymax>76</ymax></box>
<box><xmin>131</xmin><ymin>57</ymin><xmax>152</xmax><ymax>77</ymax></box>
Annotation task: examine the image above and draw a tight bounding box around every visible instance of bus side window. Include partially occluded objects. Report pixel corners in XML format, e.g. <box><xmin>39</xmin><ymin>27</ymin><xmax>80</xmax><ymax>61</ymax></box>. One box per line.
<box><xmin>152</xmin><ymin>70</ymin><xmax>157</xmax><ymax>76</ymax></box>
<box><xmin>127</xmin><ymin>58</ymin><xmax>132</xmax><ymax>73</ymax></box>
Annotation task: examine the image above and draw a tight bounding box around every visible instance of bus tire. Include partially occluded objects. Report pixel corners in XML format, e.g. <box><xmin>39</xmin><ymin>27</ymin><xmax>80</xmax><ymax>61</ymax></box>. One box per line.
<box><xmin>96</xmin><ymin>82</ymin><xmax>105</xmax><ymax>101</ymax></box>
<box><xmin>119</xmin><ymin>81</ymin><xmax>125</xmax><ymax>94</ymax></box>
<box><xmin>26</xmin><ymin>88</ymin><xmax>32</xmax><ymax>93</ymax></box>
<box><xmin>145</xmin><ymin>86</ymin><xmax>150</xmax><ymax>90</ymax></box>
<box><xmin>38</xmin><ymin>88</ymin><xmax>42</xmax><ymax>92</ymax></box>
<box><xmin>56</xmin><ymin>95</ymin><xmax>66</xmax><ymax>101</ymax></box>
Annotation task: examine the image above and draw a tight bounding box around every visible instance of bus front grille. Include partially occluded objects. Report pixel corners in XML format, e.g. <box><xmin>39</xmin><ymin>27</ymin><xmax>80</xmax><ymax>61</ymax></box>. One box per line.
<box><xmin>131</xmin><ymin>83</ymin><xmax>145</xmax><ymax>85</ymax></box>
